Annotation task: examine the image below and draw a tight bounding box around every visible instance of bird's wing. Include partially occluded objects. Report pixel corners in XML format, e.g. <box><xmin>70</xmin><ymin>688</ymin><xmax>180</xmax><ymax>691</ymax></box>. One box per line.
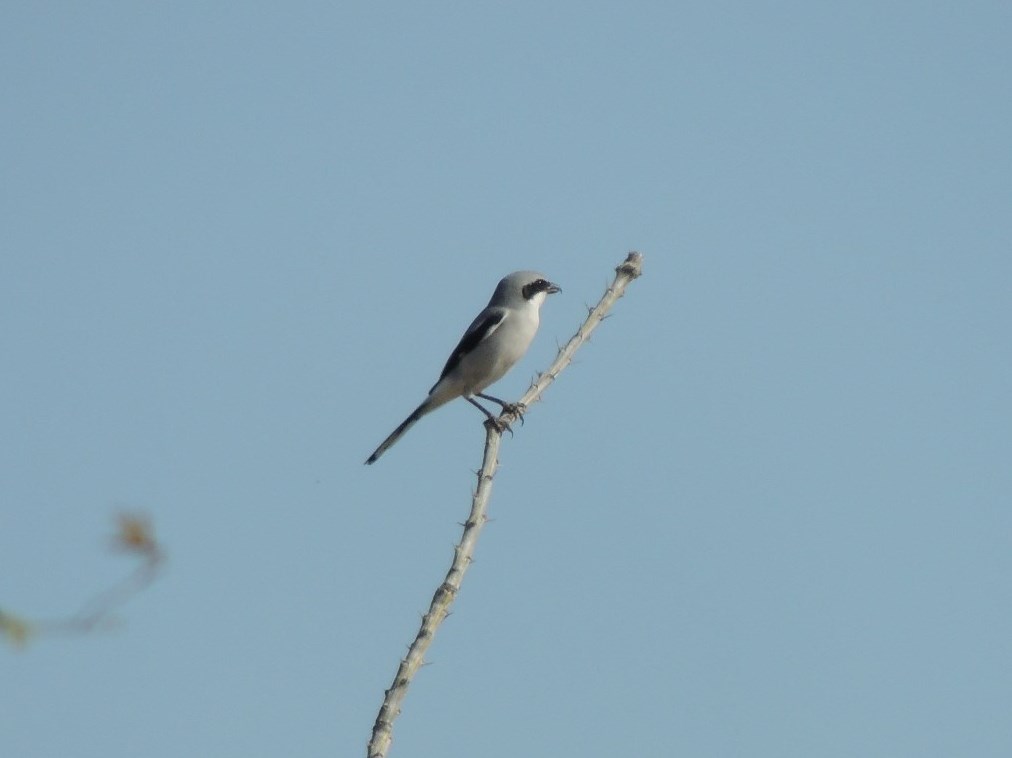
<box><xmin>431</xmin><ymin>307</ymin><xmax>508</xmax><ymax>389</ymax></box>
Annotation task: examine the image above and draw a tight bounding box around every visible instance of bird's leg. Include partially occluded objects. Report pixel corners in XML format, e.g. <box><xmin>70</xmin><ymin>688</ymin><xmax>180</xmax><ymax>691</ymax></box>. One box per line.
<box><xmin>476</xmin><ymin>393</ymin><xmax>527</xmax><ymax>426</ymax></box>
<box><xmin>467</xmin><ymin>396</ymin><xmax>513</xmax><ymax>436</ymax></box>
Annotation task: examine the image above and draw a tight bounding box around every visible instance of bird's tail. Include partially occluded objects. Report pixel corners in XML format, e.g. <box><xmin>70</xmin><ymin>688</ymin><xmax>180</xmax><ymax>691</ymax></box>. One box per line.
<box><xmin>364</xmin><ymin>400</ymin><xmax>431</xmax><ymax>465</ymax></box>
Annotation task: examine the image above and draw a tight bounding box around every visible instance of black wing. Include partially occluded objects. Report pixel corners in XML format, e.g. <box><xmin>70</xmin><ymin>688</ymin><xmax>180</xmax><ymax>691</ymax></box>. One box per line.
<box><xmin>431</xmin><ymin>309</ymin><xmax>507</xmax><ymax>390</ymax></box>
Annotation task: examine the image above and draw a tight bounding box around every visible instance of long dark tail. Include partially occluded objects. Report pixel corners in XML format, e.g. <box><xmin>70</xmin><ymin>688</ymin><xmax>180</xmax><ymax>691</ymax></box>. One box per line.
<box><xmin>365</xmin><ymin>401</ymin><xmax>429</xmax><ymax>465</ymax></box>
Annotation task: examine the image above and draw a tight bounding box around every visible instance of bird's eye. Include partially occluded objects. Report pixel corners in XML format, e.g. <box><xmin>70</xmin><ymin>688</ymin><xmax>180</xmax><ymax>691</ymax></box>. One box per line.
<box><xmin>535</xmin><ymin>279</ymin><xmax>547</xmax><ymax>288</ymax></box>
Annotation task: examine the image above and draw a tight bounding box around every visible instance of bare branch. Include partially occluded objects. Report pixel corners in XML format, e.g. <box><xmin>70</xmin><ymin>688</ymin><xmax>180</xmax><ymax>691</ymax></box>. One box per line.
<box><xmin>367</xmin><ymin>252</ymin><xmax>644</xmax><ymax>758</ymax></box>
<box><xmin>2</xmin><ymin>512</ymin><xmax>165</xmax><ymax>648</ymax></box>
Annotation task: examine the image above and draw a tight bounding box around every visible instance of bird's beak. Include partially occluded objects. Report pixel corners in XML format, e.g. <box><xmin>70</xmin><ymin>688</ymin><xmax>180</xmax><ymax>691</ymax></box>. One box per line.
<box><xmin>547</xmin><ymin>282</ymin><xmax>562</xmax><ymax>294</ymax></box>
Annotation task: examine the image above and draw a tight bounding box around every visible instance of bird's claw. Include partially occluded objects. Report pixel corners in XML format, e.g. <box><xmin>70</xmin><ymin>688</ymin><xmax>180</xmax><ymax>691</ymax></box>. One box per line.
<box><xmin>502</xmin><ymin>401</ymin><xmax>526</xmax><ymax>426</ymax></box>
<box><xmin>485</xmin><ymin>416</ymin><xmax>514</xmax><ymax>437</ymax></box>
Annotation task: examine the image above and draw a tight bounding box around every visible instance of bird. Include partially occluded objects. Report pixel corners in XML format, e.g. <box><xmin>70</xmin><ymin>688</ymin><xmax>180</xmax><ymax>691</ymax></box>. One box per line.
<box><xmin>365</xmin><ymin>270</ymin><xmax>561</xmax><ymax>464</ymax></box>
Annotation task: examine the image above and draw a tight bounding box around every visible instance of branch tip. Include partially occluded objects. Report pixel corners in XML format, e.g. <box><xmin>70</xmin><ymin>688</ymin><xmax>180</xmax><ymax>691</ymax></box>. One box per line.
<box><xmin>617</xmin><ymin>251</ymin><xmax>644</xmax><ymax>277</ymax></box>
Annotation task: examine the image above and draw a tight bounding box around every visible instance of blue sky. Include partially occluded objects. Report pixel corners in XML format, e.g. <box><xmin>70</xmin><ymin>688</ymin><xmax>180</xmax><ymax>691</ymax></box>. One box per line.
<box><xmin>3</xmin><ymin>2</ymin><xmax>1010</xmax><ymax>756</ymax></box>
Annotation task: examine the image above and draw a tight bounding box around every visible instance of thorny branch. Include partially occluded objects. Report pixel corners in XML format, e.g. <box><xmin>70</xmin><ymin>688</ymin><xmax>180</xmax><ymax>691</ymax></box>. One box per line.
<box><xmin>367</xmin><ymin>252</ymin><xmax>644</xmax><ymax>758</ymax></box>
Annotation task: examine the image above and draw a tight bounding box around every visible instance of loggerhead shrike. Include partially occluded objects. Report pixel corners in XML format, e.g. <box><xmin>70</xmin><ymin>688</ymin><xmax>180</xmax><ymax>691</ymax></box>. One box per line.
<box><xmin>365</xmin><ymin>270</ymin><xmax>561</xmax><ymax>464</ymax></box>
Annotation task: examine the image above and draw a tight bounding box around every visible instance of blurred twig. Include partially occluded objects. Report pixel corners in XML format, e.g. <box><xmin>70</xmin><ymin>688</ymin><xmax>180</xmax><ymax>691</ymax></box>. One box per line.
<box><xmin>367</xmin><ymin>252</ymin><xmax>644</xmax><ymax>758</ymax></box>
<box><xmin>2</xmin><ymin>513</ymin><xmax>165</xmax><ymax>647</ymax></box>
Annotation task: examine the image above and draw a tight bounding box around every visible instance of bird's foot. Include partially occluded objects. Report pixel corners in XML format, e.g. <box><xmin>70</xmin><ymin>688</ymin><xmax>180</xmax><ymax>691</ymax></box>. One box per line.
<box><xmin>501</xmin><ymin>401</ymin><xmax>527</xmax><ymax>426</ymax></box>
<box><xmin>485</xmin><ymin>416</ymin><xmax>514</xmax><ymax>437</ymax></box>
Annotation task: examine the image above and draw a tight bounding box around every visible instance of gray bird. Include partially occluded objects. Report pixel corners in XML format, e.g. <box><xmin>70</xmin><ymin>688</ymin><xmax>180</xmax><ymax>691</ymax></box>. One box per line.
<box><xmin>365</xmin><ymin>270</ymin><xmax>561</xmax><ymax>464</ymax></box>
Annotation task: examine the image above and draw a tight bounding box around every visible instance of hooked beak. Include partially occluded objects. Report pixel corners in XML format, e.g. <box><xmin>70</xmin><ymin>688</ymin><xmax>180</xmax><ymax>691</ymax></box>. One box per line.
<box><xmin>546</xmin><ymin>282</ymin><xmax>562</xmax><ymax>294</ymax></box>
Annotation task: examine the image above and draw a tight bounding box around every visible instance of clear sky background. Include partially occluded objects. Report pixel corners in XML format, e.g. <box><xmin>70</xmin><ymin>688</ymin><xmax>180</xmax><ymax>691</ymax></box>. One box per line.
<box><xmin>3</xmin><ymin>2</ymin><xmax>1010</xmax><ymax>757</ymax></box>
